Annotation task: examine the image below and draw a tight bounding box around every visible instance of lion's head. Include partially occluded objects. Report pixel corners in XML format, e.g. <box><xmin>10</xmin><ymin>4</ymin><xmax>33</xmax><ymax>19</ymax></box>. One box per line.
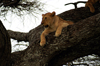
<box><xmin>41</xmin><ymin>11</ymin><xmax>56</xmax><ymax>28</ymax></box>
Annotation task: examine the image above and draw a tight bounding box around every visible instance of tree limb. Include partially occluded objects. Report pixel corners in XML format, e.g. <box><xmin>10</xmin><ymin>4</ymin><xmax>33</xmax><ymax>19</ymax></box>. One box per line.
<box><xmin>0</xmin><ymin>20</ymin><xmax>11</xmax><ymax>66</ymax></box>
<box><xmin>10</xmin><ymin>2</ymin><xmax>100</xmax><ymax>66</ymax></box>
<box><xmin>8</xmin><ymin>30</ymin><xmax>28</xmax><ymax>42</ymax></box>
<box><xmin>0</xmin><ymin>0</ymin><xmax>20</xmax><ymax>7</ymax></box>
<box><xmin>65</xmin><ymin>1</ymin><xmax>86</xmax><ymax>9</ymax></box>
<box><xmin>13</xmin><ymin>13</ymin><xmax>100</xmax><ymax>66</ymax></box>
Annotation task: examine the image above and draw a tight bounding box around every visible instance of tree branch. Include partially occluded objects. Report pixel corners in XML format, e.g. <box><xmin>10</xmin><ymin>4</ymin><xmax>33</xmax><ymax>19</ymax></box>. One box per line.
<box><xmin>13</xmin><ymin>13</ymin><xmax>100</xmax><ymax>66</ymax></box>
<box><xmin>65</xmin><ymin>1</ymin><xmax>86</xmax><ymax>9</ymax></box>
<box><xmin>0</xmin><ymin>0</ymin><xmax>20</xmax><ymax>7</ymax></box>
<box><xmin>8</xmin><ymin>30</ymin><xmax>28</xmax><ymax>42</ymax></box>
<box><xmin>11</xmin><ymin>2</ymin><xmax>100</xmax><ymax>66</ymax></box>
<box><xmin>4</xmin><ymin>0</ymin><xmax>20</xmax><ymax>7</ymax></box>
<box><xmin>0</xmin><ymin>20</ymin><xmax>11</xmax><ymax>66</ymax></box>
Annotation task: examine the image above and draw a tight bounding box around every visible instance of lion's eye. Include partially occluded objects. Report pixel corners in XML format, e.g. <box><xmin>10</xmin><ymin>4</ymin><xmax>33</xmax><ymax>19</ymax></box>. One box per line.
<box><xmin>45</xmin><ymin>17</ymin><xmax>47</xmax><ymax>19</ymax></box>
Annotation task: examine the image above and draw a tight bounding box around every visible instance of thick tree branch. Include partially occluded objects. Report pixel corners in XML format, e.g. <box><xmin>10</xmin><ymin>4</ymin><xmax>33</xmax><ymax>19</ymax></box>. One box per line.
<box><xmin>11</xmin><ymin>2</ymin><xmax>100</xmax><ymax>66</ymax></box>
<box><xmin>13</xmin><ymin>13</ymin><xmax>100</xmax><ymax>66</ymax></box>
<box><xmin>0</xmin><ymin>20</ymin><xmax>11</xmax><ymax>66</ymax></box>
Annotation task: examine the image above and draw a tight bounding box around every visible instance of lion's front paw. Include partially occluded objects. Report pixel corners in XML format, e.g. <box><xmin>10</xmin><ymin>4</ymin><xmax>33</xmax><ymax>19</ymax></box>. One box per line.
<box><xmin>40</xmin><ymin>41</ymin><xmax>46</xmax><ymax>46</ymax></box>
<box><xmin>55</xmin><ymin>33</ymin><xmax>61</xmax><ymax>37</ymax></box>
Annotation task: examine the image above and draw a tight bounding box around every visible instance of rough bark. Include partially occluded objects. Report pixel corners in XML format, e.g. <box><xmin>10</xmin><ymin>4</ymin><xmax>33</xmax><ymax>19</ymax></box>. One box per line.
<box><xmin>0</xmin><ymin>20</ymin><xmax>11</xmax><ymax>66</ymax></box>
<box><xmin>8</xmin><ymin>2</ymin><xmax>100</xmax><ymax>66</ymax></box>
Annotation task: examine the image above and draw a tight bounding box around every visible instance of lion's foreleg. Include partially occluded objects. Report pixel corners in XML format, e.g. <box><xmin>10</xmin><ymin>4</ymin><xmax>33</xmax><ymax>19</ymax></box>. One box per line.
<box><xmin>55</xmin><ymin>25</ymin><xmax>63</xmax><ymax>37</ymax></box>
<box><xmin>40</xmin><ymin>29</ymin><xmax>51</xmax><ymax>46</ymax></box>
<box><xmin>55</xmin><ymin>23</ymin><xmax>69</xmax><ymax>37</ymax></box>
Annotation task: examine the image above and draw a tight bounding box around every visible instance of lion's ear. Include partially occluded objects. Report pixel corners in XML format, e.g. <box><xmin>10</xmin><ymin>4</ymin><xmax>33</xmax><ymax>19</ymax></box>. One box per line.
<box><xmin>42</xmin><ymin>14</ymin><xmax>44</xmax><ymax>16</ymax></box>
<box><xmin>51</xmin><ymin>11</ymin><xmax>55</xmax><ymax>17</ymax></box>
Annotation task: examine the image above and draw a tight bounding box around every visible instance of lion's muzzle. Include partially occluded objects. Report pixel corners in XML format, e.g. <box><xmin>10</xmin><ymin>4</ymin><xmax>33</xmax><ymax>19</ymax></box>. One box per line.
<box><xmin>44</xmin><ymin>25</ymin><xmax>49</xmax><ymax>28</ymax></box>
<box><xmin>41</xmin><ymin>22</ymin><xmax>49</xmax><ymax>28</ymax></box>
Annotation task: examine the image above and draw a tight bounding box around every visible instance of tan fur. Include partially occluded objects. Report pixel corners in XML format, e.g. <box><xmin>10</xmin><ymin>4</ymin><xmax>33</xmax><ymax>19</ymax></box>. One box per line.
<box><xmin>40</xmin><ymin>11</ymin><xmax>74</xmax><ymax>46</ymax></box>
<box><xmin>85</xmin><ymin>0</ymin><xmax>100</xmax><ymax>13</ymax></box>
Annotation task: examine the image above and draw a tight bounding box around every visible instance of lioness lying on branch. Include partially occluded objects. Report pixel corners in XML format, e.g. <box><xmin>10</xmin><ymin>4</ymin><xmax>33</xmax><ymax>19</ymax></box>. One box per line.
<box><xmin>40</xmin><ymin>11</ymin><xmax>74</xmax><ymax>46</ymax></box>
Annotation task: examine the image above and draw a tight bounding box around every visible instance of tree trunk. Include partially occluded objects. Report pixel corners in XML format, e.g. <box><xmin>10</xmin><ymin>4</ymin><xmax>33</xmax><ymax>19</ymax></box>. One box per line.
<box><xmin>8</xmin><ymin>2</ymin><xmax>100</xmax><ymax>66</ymax></box>
<box><xmin>0</xmin><ymin>20</ymin><xmax>11</xmax><ymax>66</ymax></box>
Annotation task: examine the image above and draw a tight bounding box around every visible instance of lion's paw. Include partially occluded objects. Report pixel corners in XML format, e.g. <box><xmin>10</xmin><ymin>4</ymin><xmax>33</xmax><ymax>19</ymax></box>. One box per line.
<box><xmin>55</xmin><ymin>33</ymin><xmax>61</xmax><ymax>37</ymax></box>
<box><xmin>40</xmin><ymin>41</ymin><xmax>46</xmax><ymax>46</ymax></box>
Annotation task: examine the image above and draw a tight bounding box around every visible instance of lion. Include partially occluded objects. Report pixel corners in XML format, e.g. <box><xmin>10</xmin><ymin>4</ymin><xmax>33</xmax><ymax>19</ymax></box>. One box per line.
<box><xmin>40</xmin><ymin>11</ymin><xmax>74</xmax><ymax>46</ymax></box>
<box><xmin>85</xmin><ymin>0</ymin><xmax>100</xmax><ymax>13</ymax></box>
